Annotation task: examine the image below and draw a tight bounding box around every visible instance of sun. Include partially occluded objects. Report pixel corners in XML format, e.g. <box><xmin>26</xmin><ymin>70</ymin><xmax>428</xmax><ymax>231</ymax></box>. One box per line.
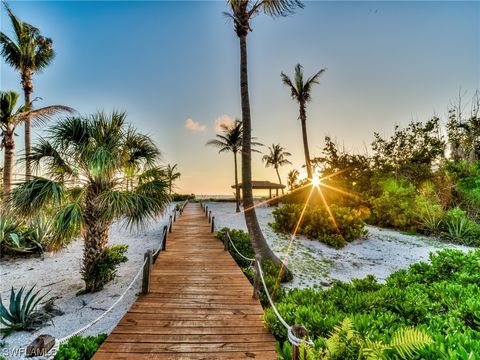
<box><xmin>311</xmin><ymin>175</ymin><xmax>321</xmax><ymax>187</ymax></box>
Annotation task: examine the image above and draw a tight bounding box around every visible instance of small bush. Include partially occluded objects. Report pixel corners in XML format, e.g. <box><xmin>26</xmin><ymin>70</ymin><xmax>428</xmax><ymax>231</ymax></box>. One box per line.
<box><xmin>440</xmin><ymin>208</ymin><xmax>480</xmax><ymax>246</ymax></box>
<box><xmin>171</xmin><ymin>193</ymin><xmax>195</xmax><ymax>201</ymax></box>
<box><xmin>270</xmin><ymin>204</ymin><xmax>367</xmax><ymax>248</ymax></box>
<box><xmin>216</xmin><ymin>227</ymin><xmax>255</xmax><ymax>267</ymax></box>
<box><xmin>54</xmin><ymin>334</ymin><xmax>107</xmax><ymax>360</ymax></box>
<box><xmin>82</xmin><ymin>245</ymin><xmax>128</xmax><ymax>292</ymax></box>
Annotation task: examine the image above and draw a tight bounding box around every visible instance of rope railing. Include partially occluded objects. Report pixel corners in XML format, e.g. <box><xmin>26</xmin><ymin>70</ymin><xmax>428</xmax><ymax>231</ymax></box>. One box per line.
<box><xmin>45</xmin><ymin>202</ymin><xmax>183</xmax><ymax>358</ymax></box>
<box><xmin>207</xmin><ymin>206</ymin><xmax>313</xmax><ymax>358</ymax></box>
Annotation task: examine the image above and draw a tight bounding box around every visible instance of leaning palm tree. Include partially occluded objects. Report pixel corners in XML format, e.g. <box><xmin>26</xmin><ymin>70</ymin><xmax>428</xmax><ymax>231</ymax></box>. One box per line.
<box><xmin>0</xmin><ymin>2</ymin><xmax>55</xmax><ymax>179</ymax></box>
<box><xmin>206</xmin><ymin>119</ymin><xmax>262</xmax><ymax>212</ymax></box>
<box><xmin>10</xmin><ymin>111</ymin><xmax>170</xmax><ymax>292</ymax></box>
<box><xmin>225</xmin><ymin>0</ymin><xmax>303</xmax><ymax>275</ymax></box>
<box><xmin>0</xmin><ymin>90</ymin><xmax>73</xmax><ymax>202</ymax></box>
<box><xmin>262</xmin><ymin>144</ymin><xmax>292</xmax><ymax>195</ymax></box>
<box><xmin>287</xmin><ymin>169</ymin><xmax>299</xmax><ymax>190</ymax></box>
<box><xmin>281</xmin><ymin>64</ymin><xmax>325</xmax><ymax>179</ymax></box>
<box><xmin>165</xmin><ymin>163</ymin><xmax>181</xmax><ymax>195</ymax></box>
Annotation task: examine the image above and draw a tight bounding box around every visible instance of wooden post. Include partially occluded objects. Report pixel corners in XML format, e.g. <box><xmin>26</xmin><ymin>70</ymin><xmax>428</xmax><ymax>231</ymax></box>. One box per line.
<box><xmin>269</xmin><ymin>188</ymin><xmax>272</xmax><ymax>199</ymax></box>
<box><xmin>291</xmin><ymin>324</ymin><xmax>310</xmax><ymax>360</ymax></box>
<box><xmin>173</xmin><ymin>211</ymin><xmax>176</xmax><ymax>222</ymax></box>
<box><xmin>223</xmin><ymin>231</ymin><xmax>229</xmax><ymax>251</ymax></box>
<box><xmin>208</xmin><ymin>211</ymin><xmax>212</xmax><ymax>224</ymax></box>
<box><xmin>253</xmin><ymin>256</ymin><xmax>261</xmax><ymax>299</ymax></box>
<box><xmin>169</xmin><ymin>215</ymin><xmax>173</xmax><ymax>233</ymax></box>
<box><xmin>162</xmin><ymin>225</ymin><xmax>167</xmax><ymax>251</ymax></box>
<box><xmin>142</xmin><ymin>250</ymin><xmax>152</xmax><ymax>294</ymax></box>
<box><xmin>211</xmin><ymin>216</ymin><xmax>215</xmax><ymax>232</ymax></box>
<box><xmin>205</xmin><ymin>205</ymin><xmax>208</xmax><ymax>216</ymax></box>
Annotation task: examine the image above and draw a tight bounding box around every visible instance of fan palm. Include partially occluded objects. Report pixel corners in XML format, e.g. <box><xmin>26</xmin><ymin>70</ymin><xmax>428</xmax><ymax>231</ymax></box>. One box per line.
<box><xmin>281</xmin><ymin>63</ymin><xmax>326</xmax><ymax>179</ymax></box>
<box><xmin>165</xmin><ymin>163</ymin><xmax>181</xmax><ymax>195</ymax></box>
<box><xmin>9</xmin><ymin>111</ymin><xmax>170</xmax><ymax>292</ymax></box>
<box><xmin>0</xmin><ymin>2</ymin><xmax>55</xmax><ymax>179</ymax></box>
<box><xmin>262</xmin><ymin>144</ymin><xmax>292</xmax><ymax>195</ymax></box>
<box><xmin>206</xmin><ymin>119</ymin><xmax>262</xmax><ymax>212</ymax></box>
<box><xmin>225</xmin><ymin>0</ymin><xmax>303</xmax><ymax>275</ymax></box>
<box><xmin>0</xmin><ymin>90</ymin><xmax>73</xmax><ymax>202</ymax></box>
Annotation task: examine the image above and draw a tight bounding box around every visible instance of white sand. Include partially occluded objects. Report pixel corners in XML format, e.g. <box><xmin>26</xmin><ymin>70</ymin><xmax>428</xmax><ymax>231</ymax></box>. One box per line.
<box><xmin>205</xmin><ymin>202</ymin><xmax>472</xmax><ymax>289</ymax></box>
<box><xmin>0</xmin><ymin>203</ymin><xmax>175</xmax><ymax>359</ymax></box>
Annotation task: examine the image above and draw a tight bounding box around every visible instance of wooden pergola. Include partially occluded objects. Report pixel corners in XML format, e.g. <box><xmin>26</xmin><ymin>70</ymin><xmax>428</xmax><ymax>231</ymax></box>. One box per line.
<box><xmin>231</xmin><ymin>180</ymin><xmax>286</xmax><ymax>199</ymax></box>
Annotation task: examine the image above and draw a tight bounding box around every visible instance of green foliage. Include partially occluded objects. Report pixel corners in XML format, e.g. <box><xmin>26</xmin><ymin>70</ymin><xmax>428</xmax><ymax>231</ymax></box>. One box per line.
<box><xmin>171</xmin><ymin>193</ymin><xmax>195</xmax><ymax>201</ymax></box>
<box><xmin>441</xmin><ymin>208</ymin><xmax>480</xmax><ymax>246</ymax></box>
<box><xmin>295</xmin><ymin>318</ymin><xmax>432</xmax><ymax>360</ymax></box>
<box><xmin>265</xmin><ymin>249</ymin><xmax>480</xmax><ymax>359</ymax></box>
<box><xmin>271</xmin><ymin>204</ymin><xmax>367</xmax><ymax>248</ymax></box>
<box><xmin>54</xmin><ymin>334</ymin><xmax>107</xmax><ymax>360</ymax></box>
<box><xmin>81</xmin><ymin>245</ymin><xmax>128</xmax><ymax>293</ymax></box>
<box><xmin>216</xmin><ymin>227</ymin><xmax>255</xmax><ymax>267</ymax></box>
<box><xmin>370</xmin><ymin>179</ymin><xmax>443</xmax><ymax>232</ymax></box>
<box><xmin>0</xmin><ymin>286</ymin><xmax>49</xmax><ymax>337</ymax></box>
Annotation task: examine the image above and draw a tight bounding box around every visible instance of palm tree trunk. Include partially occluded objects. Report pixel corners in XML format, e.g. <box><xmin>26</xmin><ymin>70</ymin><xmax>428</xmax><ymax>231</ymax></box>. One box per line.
<box><xmin>82</xmin><ymin>217</ymin><xmax>110</xmax><ymax>293</ymax></box>
<box><xmin>239</xmin><ymin>34</ymin><xmax>290</xmax><ymax>279</ymax></box>
<box><xmin>21</xmin><ymin>71</ymin><xmax>33</xmax><ymax>180</ymax></box>
<box><xmin>275</xmin><ymin>167</ymin><xmax>284</xmax><ymax>195</ymax></box>
<box><xmin>234</xmin><ymin>152</ymin><xmax>240</xmax><ymax>212</ymax></box>
<box><xmin>2</xmin><ymin>133</ymin><xmax>15</xmax><ymax>202</ymax></box>
<box><xmin>299</xmin><ymin>102</ymin><xmax>313</xmax><ymax>179</ymax></box>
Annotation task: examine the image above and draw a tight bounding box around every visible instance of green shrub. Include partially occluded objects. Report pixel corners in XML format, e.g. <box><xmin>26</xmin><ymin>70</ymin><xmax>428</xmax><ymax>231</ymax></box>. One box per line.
<box><xmin>171</xmin><ymin>193</ymin><xmax>195</xmax><ymax>201</ymax></box>
<box><xmin>440</xmin><ymin>208</ymin><xmax>480</xmax><ymax>246</ymax></box>
<box><xmin>54</xmin><ymin>334</ymin><xmax>107</xmax><ymax>360</ymax></box>
<box><xmin>216</xmin><ymin>227</ymin><xmax>255</xmax><ymax>267</ymax></box>
<box><xmin>82</xmin><ymin>245</ymin><xmax>128</xmax><ymax>293</ymax></box>
<box><xmin>0</xmin><ymin>286</ymin><xmax>50</xmax><ymax>337</ymax></box>
<box><xmin>265</xmin><ymin>249</ymin><xmax>480</xmax><ymax>359</ymax></box>
<box><xmin>270</xmin><ymin>204</ymin><xmax>367</xmax><ymax>248</ymax></box>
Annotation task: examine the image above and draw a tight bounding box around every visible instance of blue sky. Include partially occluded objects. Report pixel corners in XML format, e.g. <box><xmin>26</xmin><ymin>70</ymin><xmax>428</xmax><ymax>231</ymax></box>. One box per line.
<box><xmin>1</xmin><ymin>1</ymin><xmax>479</xmax><ymax>194</ymax></box>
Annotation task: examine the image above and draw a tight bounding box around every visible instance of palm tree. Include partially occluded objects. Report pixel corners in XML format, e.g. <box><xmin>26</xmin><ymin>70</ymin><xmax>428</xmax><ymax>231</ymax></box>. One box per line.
<box><xmin>10</xmin><ymin>111</ymin><xmax>170</xmax><ymax>292</ymax></box>
<box><xmin>0</xmin><ymin>90</ymin><xmax>72</xmax><ymax>202</ymax></box>
<box><xmin>262</xmin><ymin>144</ymin><xmax>292</xmax><ymax>195</ymax></box>
<box><xmin>225</xmin><ymin>0</ymin><xmax>303</xmax><ymax>274</ymax></box>
<box><xmin>281</xmin><ymin>63</ymin><xmax>325</xmax><ymax>179</ymax></box>
<box><xmin>206</xmin><ymin>119</ymin><xmax>262</xmax><ymax>212</ymax></box>
<box><xmin>287</xmin><ymin>169</ymin><xmax>299</xmax><ymax>191</ymax></box>
<box><xmin>165</xmin><ymin>163</ymin><xmax>181</xmax><ymax>195</ymax></box>
<box><xmin>0</xmin><ymin>2</ymin><xmax>55</xmax><ymax>179</ymax></box>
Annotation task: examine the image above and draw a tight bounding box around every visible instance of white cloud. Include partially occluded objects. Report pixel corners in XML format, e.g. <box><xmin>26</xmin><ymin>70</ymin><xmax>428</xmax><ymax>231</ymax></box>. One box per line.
<box><xmin>214</xmin><ymin>114</ymin><xmax>235</xmax><ymax>132</ymax></box>
<box><xmin>184</xmin><ymin>118</ymin><xmax>207</xmax><ymax>133</ymax></box>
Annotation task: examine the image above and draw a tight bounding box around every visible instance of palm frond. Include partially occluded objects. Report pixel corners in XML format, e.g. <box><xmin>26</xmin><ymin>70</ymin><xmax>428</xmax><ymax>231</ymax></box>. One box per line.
<box><xmin>15</xmin><ymin>105</ymin><xmax>74</xmax><ymax>127</ymax></box>
<box><xmin>10</xmin><ymin>177</ymin><xmax>65</xmax><ymax>216</ymax></box>
<box><xmin>0</xmin><ymin>32</ymin><xmax>21</xmax><ymax>70</ymax></box>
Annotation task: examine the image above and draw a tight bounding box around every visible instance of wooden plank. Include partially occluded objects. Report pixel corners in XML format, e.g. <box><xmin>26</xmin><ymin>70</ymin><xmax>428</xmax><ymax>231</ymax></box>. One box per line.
<box><xmin>92</xmin><ymin>203</ymin><xmax>276</xmax><ymax>360</ymax></box>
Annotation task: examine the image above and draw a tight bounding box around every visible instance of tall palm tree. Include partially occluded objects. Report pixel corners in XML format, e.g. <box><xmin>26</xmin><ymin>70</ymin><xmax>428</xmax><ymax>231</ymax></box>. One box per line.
<box><xmin>287</xmin><ymin>169</ymin><xmax>299</xmax><ymax>191</ymax></box>
<box><xmin>225</xmin><ymin>0</ymin><xmax>303</xmax><ymax>274</ymax></box>
<box><xmin>0</xmin><ymin>2</ymin><xmax>55</xmax><ymax>179</ymax></box>
<box><xmin>281</xmin><ymin>63</ymin><xmax>325</xmax><ymax>179</ymax></box>
<box><xmin>165</xmin><ymin>163</ymin><xmax>181</xmax><ymax>195</ymax></box>
<box><xmin>0</xmin><ymin>90</ymin><xmax>72</xmax><ymax>202</ymax></box>
<box><xmin>206</xmin><ymin>119</ymin><xmax>262</xmax><ymax>212</ymax></box>
<box><xmin>262</xmin><ymin>144</ymin><xmax>292</xmax><ymax>194</ymax></box>
<box><xmin>10</xmin><ymin>111</ymin><xmax>170</xmax><ymax>292</ymax></box>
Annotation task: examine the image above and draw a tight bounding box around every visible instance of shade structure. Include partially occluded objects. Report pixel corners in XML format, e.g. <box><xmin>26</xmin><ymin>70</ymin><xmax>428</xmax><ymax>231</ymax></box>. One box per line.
<box><xmin>231</xmin><ymin>180</ymin><xmax>286</xmax><ymax>199</ymax></box>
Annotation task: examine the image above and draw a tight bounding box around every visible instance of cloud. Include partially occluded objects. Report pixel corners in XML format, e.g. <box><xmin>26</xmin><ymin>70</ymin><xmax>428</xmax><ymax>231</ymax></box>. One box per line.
<box><xmin>214</xmin><ymin>114</ymin><xmax>235</xmax><ymax>132</ymax></box>
<box><xmin>184</xmin><ymin>118</ymin><xmax>207</xmax><ymax>133</ymax></box>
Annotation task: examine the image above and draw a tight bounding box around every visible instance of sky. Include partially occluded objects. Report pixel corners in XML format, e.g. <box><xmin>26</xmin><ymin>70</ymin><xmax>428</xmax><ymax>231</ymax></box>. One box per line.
<box><xmin>1</xmin><ymin>1</ymin><xmax>479</xmax><ymax>195</ymax></box>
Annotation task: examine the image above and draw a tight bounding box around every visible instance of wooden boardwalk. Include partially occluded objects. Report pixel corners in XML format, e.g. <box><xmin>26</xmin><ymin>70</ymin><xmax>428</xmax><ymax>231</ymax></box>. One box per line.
<box><xmin>93</xmin><ymin>203</ymin><xmax>277</xmax><ymax>359</ymax></box>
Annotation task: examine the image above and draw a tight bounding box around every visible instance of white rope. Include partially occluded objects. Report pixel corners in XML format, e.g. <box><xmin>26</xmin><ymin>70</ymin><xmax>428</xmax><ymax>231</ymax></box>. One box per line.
<box><xmin>57</xmin><ymin>256</ymin><xmax>148</xmax><ymax>344</ymax></box>
<box><xmin>226</xmin><ymin>231</ymin><xmax>255</xmax><ymax>262</ymax></box>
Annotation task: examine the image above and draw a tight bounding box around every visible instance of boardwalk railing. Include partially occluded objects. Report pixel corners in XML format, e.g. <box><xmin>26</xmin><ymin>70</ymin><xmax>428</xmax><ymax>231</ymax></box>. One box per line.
<box><xmin>204</xmin><ymin>202</ymin><xmax>314</xmax><ymax>360</ymax></box>
<box><xmin>46</xmin><ymin>201</ymin><xmax>188</xmax><ymax>357</ymax></box>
